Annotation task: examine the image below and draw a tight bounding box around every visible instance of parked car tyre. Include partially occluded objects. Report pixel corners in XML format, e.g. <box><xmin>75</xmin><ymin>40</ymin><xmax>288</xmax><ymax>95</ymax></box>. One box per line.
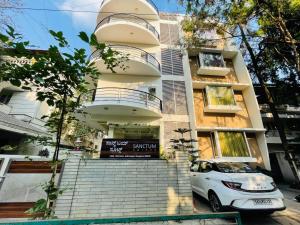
<box><xmin>209</xmin><ymin>191</ymin><xmax>223</xmax><ymax>212</ymax></box>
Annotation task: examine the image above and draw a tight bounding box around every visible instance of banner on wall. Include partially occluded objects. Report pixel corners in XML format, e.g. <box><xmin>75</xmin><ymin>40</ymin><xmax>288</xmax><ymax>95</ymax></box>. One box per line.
<box><xmin>100</xmin><ymin>139</ymin><xmax>159</xmax><ymax>158</ymax></box>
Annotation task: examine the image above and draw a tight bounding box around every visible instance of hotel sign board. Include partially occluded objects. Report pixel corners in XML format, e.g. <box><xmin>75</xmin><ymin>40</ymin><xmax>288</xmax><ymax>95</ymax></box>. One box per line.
<box><xmin>100</xmin><ymin>139</ymin><xmax>159</xmax><ymax>158</ymax></box>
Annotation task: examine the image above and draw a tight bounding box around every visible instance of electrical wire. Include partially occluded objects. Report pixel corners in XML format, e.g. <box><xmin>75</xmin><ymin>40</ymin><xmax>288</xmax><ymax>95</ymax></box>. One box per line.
<box><xmin>0</xmin><ymin>6</ymin><xmax>165</xmax><ymax>15</ymax></box>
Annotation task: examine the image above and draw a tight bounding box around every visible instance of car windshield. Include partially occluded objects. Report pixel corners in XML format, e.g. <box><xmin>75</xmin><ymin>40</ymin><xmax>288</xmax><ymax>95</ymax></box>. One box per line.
<box><xmin>215</xmin><ymin>162</ymin><xmax>257</xmax><ymax>173</ymax></box>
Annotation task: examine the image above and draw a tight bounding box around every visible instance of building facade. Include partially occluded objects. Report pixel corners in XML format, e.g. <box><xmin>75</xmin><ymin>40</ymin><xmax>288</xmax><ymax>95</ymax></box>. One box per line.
<box><xmin>255</xmin><ymin>84</ymin><xmax>300</xmax><ymax>183</ymax></box>
<box><xmin>0</xmin><ymin>55</ymin><xmax>49</xmax><ymax>155</ymax></box>
<box><xmin>77</xmin><ymin>0</ymin><xmax>270</xmax><ymax>169</ymax></box>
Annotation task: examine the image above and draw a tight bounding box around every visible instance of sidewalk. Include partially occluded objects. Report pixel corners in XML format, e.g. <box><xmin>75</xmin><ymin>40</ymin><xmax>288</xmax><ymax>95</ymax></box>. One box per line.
<box><xmin>278</xmin><ymin>184</ymin><xmax>300</xmax><ymax>213</ymax></box>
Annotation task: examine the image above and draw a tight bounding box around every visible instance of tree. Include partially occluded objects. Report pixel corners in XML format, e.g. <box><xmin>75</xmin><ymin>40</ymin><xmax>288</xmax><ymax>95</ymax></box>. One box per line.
<box><xmin>0</xmin><ymin>26</ymin><xmax>126</xmax><ymax>217</ymax></box>
<box><xmin>179</xmin><ymin>0</ymin><xmax>300</xmax><ymax>184</ymax></box>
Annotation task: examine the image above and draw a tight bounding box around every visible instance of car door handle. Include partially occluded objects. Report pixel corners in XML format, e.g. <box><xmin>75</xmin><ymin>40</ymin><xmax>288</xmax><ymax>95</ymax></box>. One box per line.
<box><xmin>205</xmin><ymin>177</ymin><xmax>210</xmax><ymax>180</ymax></box>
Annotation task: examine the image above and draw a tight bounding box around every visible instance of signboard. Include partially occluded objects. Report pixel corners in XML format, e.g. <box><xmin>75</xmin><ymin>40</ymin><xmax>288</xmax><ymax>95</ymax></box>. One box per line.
<box><xmin>100</xmin><ymin>139</ymin><xmax>159</xmax><ymax>159</ymax></box>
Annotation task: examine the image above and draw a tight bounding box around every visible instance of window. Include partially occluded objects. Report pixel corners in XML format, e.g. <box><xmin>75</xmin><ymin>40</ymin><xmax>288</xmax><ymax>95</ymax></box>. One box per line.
<box><xmin>206</xmin><ymin>86</ymin><xmax>236</xmax><ymax>106</ymax></box>
<box><xmin>190</xmin><ymin>162</ymin><xmax>200</xmax><ymax>172</ymax></box>
<box><xmin>200</xmin><ymin>52</ymin><xmax>225</xmax><ymax>68</ymax></box>
<box><xmin>199</xmin><ymin>161</ymin><xmax>213</xmax><ymax>172</ymax></box>
<box><xmin>218</xmin><ymin>132</ymin><xmax>250</xmax><ymax>157</ymax></box>
<box><xmin>162</xmin><ymin>81</ymin><xmax>188</xmax><ymax>115</ymax></box>
<box><xmin>196</xmin><ymin>29</ymin><xmax>217</xmax><ymax>40</ymax></box>
<box><xmin>215</xmin><ymin>162</ymin><xmax>257</xmax><ymax>173</ymax></box>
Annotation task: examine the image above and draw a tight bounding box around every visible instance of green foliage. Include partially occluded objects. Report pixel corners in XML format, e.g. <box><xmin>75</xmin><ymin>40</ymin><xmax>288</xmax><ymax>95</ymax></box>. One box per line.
<box><xmin>0</xmin><ymin>25</ymin><xmax>125</xmax><ymax>218</ymax></box>
<box><xmin>0</xmin><ymin>144</ymin><xmax>17</xmax><ymax>152</ymax></box>
<box><xmin>170</xmin><ymin>128</ymin><xmax>198</xmax><ymax>163</ymax></box>
<box><xmin>25</xmin><ymin>199</ymin><xmax>49</xmax><ymax>219</ymax></box>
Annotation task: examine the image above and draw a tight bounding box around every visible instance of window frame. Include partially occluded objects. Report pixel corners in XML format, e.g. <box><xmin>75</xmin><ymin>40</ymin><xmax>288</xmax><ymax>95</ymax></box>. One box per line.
<box><xmin>199</xmin><ymin>52</ymin><xmax>226</xmax><ymax>68</ymax></box>
<box><xmin>205</xmin><ymin>85</ymin><xmax>237</xmax><ymax>107</ymax></box>
<box><xmin>213</xmin><ymin>131</ymin><xmax>252</xmax><ymax>159</ymax></box>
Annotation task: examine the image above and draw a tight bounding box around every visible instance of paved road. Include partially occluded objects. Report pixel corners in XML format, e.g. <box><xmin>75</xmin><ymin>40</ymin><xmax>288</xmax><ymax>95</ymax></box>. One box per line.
<box><xmin>193</xmin><ymin>185</ymin><xmax>300</xmax><ymax>225</ymax></box>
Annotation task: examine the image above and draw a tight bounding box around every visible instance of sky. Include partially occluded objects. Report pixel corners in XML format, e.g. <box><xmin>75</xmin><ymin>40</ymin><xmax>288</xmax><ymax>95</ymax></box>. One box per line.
<box><xmin>4</xmin><ymin>0</ymin><xmax>185</xmax><ymax>53</ymax></box>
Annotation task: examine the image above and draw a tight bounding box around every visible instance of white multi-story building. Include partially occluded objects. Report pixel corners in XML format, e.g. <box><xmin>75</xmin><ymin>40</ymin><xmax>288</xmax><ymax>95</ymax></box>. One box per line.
<box><xmin>77</xmin><ymin>0</ymin><xmax>270</xmax><ymax>170</ymax></box>
<box><xmin>0</xmin><ymin>54</ymin><xmax>49</xmax><ymax>155</ymax></box>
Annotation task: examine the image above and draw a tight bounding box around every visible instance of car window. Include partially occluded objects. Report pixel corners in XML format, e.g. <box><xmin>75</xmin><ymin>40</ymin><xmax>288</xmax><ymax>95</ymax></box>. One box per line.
<box><xmin>216</xmin><ymin>162</ymin><xmax>257</xmax><ymax>173</ymax></box>
<box><xmin>199</xmin><ymin>161</ymin><xmax>212</xmax><ymax>173</ymax></box>
<box><xmin>190</xmin><ymin>162</ymin><xmax>200</xmax><ymax>172</ymax></box>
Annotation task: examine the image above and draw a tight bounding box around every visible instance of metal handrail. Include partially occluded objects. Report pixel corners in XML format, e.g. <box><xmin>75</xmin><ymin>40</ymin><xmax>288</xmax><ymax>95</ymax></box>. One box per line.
<box><xmin>0</xmin><ymin>212</ymin><xmax>243</xmax><ymax>225</ymax></box>
<box><xmin>90</xmin><ymin>45</ymin><xmax>160</xmax><ymax>71</ymax></box>
<box><xmin>95</xmin><ymin>13</ymin><xmax>159</xmax><ymax>40</ymax></box>
<box><xmin>100</xmin><ymin>0</ymin><xmax>159</xmax><ymax>15</ymax></box>
<box><xmin>79</xmin><ymin>87</ymin><xmax>162</xmax><ymax>112</ymax></box>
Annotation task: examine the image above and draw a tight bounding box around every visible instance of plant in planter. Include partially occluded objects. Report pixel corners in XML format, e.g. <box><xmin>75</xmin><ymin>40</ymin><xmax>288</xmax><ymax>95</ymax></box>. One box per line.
<box><xmin>38</xmin><ymin>148</ymin><xmax>50</xmax><ymax>158</ymax></box>
<box><xmin>170</xmin><ymin>128</ymin><xmax>199</xmax><ymax>163</ymax></box>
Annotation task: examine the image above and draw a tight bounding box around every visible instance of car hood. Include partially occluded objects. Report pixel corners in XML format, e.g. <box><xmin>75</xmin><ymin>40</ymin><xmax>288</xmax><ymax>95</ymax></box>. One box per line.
<box><xmin>222</xmin><ymin>173</ymin><xmax>274</xmax><ymax>191</ymax></box>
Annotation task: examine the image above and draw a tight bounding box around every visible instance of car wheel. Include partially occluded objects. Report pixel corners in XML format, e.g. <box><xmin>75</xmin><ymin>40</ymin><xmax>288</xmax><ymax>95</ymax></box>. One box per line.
<box><xmin>209</xmin><ymin>192</ymin><xmax>223</xmax><ymax>212</ymax></box>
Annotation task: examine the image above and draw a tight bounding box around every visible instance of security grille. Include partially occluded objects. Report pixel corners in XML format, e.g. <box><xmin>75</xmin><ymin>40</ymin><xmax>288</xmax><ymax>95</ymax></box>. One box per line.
<box><xmin>160</xmin><ymin>23</ymin><xmax>180</xmax><ymax>45</ymax></box>
<box><xmin>162</xmin><ymin>80</ymin><xmax>188</xmax><ymax>115</ymax></box>
<box><xmin>161</xmin><ymin>48</ymin><xmax>183</xmax><ymax>76</ymax></box>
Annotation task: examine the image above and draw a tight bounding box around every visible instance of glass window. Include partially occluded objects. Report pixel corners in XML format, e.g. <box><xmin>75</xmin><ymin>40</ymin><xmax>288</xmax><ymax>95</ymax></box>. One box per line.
<box><xmin>218</xmin><ymin>132</ymin><xmax>250</xmax><ymax>157</ymax></box>
<box><xmin>190</xmin><ymin>162</ymin><xmax>200</xmax><ymax>172</ymax></box>
<box><xmin>206</xmin><ymin>86</ymin><xmax>236</xmax><ymax>106</ymax></box>
<box><xmin>200</xmin><ymin>52</ymin><xmax>225</xmax><ymax>67</ymax></box>
<box><xmin>215</xmin><ymin>162</ymin><xmax>257</xmax><ymax>173</ymax></box>
<box><xmin>199</xmin><ymin>161</ymin><xmax>213</xmax><ymax>172</ymax></box>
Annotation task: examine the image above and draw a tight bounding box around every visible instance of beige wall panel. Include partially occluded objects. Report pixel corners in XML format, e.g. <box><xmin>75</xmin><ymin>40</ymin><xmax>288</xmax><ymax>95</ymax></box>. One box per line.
<box><xmin>197</xmin><ymin>132</ymin><xmax>214</xmax><ymax>160</ymax></box>
<box><xmin>193</xmin><ymin>90</ymin><xmax>252</xmax><ymax>128</ymax></box>
<box><xmin>189</xmin><ymin>57</ymin><xmax>239</xmax><ymax>83</ymax></box>
<box><xmin>247</xmin><ymin>136</ymin><xmax>265</xmax><ymax>168</ymax></box>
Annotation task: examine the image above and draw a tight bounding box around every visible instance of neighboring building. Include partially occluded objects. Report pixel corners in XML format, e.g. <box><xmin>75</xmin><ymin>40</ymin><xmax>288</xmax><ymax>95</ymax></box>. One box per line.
<box><xmin>75</xmin><ymin>0</ymin><xmax>269</xmax><ymax>169</ymax></box>
<box><xmin>0</xmin><ymin>53</ymin><xmax>50</xmax><ymax>155</ymax></box>
<box><xmin>254</xmin><ymin>84</ymin><xmax>300</xmax><ymax>183</ymax></box>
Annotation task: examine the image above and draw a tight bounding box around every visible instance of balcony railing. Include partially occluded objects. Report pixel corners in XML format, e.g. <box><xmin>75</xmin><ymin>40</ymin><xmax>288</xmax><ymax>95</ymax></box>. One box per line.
<box><xmin>95</xmin><ymin>13</ymin><xmax>159</xmax><ymax>40</ymax></box>
<box><xmin>100</xmin><ymin>0</ymin><xmax>159</xmax><ymax>14</ymax></box>
<box><xmin>90</xmin><ymin>45</ymin><xmax>160</xmax><ymax>72</ymax></box>
<box><xmin>79</xmin><ymin>87</ymin><xmax>162</xmax><ymax>112</ymax></box>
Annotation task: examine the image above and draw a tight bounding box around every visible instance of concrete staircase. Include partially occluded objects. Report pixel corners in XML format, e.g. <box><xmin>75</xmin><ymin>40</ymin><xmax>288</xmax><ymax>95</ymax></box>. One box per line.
<box><xmin>55</xmin><ymin>152</ymin><xmax>193</xmax><ymax>218</ymax></box>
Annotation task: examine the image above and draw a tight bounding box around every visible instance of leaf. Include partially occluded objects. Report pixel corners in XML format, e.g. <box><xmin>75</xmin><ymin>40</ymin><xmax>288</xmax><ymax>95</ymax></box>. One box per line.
<box><xmin>6</xmin><ymin>25</ymin><xmax>15</xmax><ymax>38</ymax></box>
<box><xmin>0</xmin><ymin>33</ymin><xmax>9</xmax><ymax>43</ymax></box>
<box><xmin>49</xmin><ymin>30</ymin><xmax>56</xmax><ymax>37</ymax></box>
<box><xmin>10</xmin><ymin>79</ymin><xmax>21</xmax><ymax>87</ymax></box>
<box><xmin>78</xmin><ymin>32</ymin><xmax>89</xmax><ymax>43</ymax></box>
<box><xmin>47</xmin><ymin>99</ymin><xmax>55</xmax><ymax>106</ymax></box>
<box><xmin>90</xmin><ymin>33</ymin><xmax>98</xmax><ymax>46</ymax></box>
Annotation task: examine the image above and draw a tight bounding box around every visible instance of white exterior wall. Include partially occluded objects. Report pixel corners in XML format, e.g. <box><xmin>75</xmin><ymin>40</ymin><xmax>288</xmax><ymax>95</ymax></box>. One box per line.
<box><xmin>8</xmin><ymin>91</ymin><xmax>39</xmax><ymax>117</ymax></box>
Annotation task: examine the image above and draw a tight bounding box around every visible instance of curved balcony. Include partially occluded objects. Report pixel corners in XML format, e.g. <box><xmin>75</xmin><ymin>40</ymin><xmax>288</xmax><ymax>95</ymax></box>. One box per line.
<box><xmin>78</xmin><ymin>88</ymin><xmax>162</xmax><ymax>118</ymax></box>
<box><xmin>90</xmin><ymin>45</ymin><xmax>161</xmax><ymax>76</ymax></box>
<box><xmin>98</xmin><ymin>0</ymin><xmax>159</xmax><ymax>21</ymax></box>
<box><xmin>95</xmin><ymin>13</ymin><xmax>159</xmax><ymax>45</ymax></box>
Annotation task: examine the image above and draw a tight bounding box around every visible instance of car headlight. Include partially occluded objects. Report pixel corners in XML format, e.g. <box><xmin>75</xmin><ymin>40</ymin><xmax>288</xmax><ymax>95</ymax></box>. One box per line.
<box><xmin>222</xmin><ymin>180</ymin><xmax>242</xmax><ymax>190</ymax></box>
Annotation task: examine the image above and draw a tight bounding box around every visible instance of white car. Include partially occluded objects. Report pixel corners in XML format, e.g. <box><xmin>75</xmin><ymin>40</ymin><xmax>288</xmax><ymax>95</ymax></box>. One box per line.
<box><xmin>190</xmin><ymin>160</ymin><xmax>286</xmax><ymax>213</ymax></box>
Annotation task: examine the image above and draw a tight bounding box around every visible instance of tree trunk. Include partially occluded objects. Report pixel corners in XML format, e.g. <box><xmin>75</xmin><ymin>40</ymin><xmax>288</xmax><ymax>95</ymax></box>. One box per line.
<box><xmin>52</xmin><ymin>92</ymin><xmax>67</xmax><ymax>162</ymax></box>
<box><xmin>45</xmin><ymin>92</ymin><xmax>67</xmax><ymax>217</ymax></box>
<box><xmin>238</xmin><ymin>24</ymin><xmax>300</xmax><ymax>184</ymax></box>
